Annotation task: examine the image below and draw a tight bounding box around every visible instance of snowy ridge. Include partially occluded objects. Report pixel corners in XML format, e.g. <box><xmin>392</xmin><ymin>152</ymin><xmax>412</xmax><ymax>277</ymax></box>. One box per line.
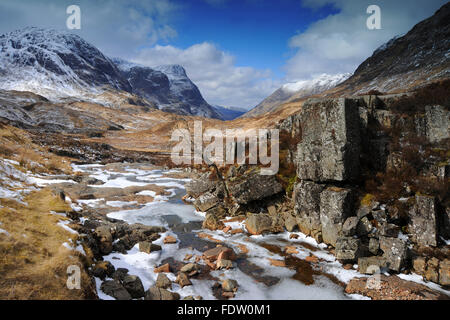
<box><xmin>282</xmin><ymin>73</ymin><xmax>352</xmax><ymax>93</ymax></box>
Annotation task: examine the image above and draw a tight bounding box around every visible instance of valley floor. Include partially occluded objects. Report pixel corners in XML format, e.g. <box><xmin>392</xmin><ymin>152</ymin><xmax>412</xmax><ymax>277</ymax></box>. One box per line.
<box><xmin>1</xmin><ymin>156</ymin><xmax>448</xmax><ymax>300</ymax></box>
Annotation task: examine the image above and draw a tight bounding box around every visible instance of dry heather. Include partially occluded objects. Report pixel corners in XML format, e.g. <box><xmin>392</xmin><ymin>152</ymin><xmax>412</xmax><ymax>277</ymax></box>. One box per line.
<box><xmin>0</xmin><ymin>189</ymin><xmax>96</xmax><ymax>300</ymax></box>
<box><xmin>0</xmin><ymin>123</ymin><xmax>73</xmax><ymax>175</ymax></box>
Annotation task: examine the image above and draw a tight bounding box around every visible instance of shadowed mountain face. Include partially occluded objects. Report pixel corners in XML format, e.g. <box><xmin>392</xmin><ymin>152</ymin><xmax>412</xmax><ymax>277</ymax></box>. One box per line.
<box><xmin>0</xmin><ymin>27</ymin><xmax>220</xmax><ymax>119</ymax></box>
<box><xmin>335</xmin><ymin>2</ymin><xmax>450</xmax><ymax>95</ymax></box>
<box><xmin>211</xmin><ymin>105</ymin><xmax>246</xmax><ymax>120</ymax></box>
<box><xmin>113</xmin><ymin>59</ymin><xmax>221</xmax><ymax>119</ymax></box>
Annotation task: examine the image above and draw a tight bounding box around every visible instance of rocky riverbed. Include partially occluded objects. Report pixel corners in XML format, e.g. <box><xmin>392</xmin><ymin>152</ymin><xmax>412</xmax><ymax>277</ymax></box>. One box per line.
<box><xmin>34</xmin><ymin>162</ymin><xmax>450</xmax><ymax>300</ymax></box>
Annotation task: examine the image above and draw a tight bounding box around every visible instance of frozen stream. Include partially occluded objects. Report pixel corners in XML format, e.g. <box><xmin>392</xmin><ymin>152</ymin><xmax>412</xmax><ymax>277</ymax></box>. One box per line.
<box><xmin>72</xmin><ymin>163</ymin><xmax>369</xmax><ymax>300</ymax></box>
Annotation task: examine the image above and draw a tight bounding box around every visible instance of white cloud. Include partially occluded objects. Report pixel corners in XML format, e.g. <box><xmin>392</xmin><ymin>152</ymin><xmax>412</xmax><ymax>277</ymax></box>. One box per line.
<box><xmin>285</xmin><ymin>0</ymin><xmax>448</xmax><ymax>81</ymax></box>
<box><xmin>133</xmin><ymin>43</ymin><xmax>280</xmax><ymax>109</ymax></box>
<box><xmin>0</xmin><ymin>0</ymin><xmax>179</xmax><ymax>57</ymax></box>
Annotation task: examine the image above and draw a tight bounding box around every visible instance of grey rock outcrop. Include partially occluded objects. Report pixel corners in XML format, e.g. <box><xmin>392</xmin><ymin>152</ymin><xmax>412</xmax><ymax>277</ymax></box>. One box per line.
<box><xmin>320</xmin><ymin>187</ymin><xmax>354</xmax><ymax>246</ymax></box>
<box><xmin>296</xmin><ymin>98</ymin><xmax>361</xmax><ymax>182</ymax></box>
<box><xmin>408</xmin><ymin>195</ymin><xmax>438</xmax><ymax>247</ymax></box>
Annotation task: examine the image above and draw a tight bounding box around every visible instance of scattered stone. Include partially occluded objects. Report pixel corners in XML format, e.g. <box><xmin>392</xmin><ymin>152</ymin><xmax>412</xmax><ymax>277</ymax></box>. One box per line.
<box><xmin>284</xmin><ymin>215</ymin><xmax>298</xmax><ymax>232</ymax></box>
<box><xmin>122</xmin><ymin>275</ymin><xmax>145</xmax><ymax>299</ymax></box>
<box><xmin>202</xmin><ymin>213</ymin><xmax>225</xmax><ymax>231</ymax></box>
<box><xmin>342</xmin><ymin>217</ymin><xmax>359</xmax><ymax>236</ymax></box>
<box><xmin>176</xmin><ymin>272</ymin><xmax>192</xmax><ymax>288</ymax></box>
<box><xmin>379</xmin><ymin>236</ymin><xmax>408</xmax><ymax>272</ymax></box>
<box><xmin>289</xmin><ymin>233</ymin><xmax>299</xmax><ymax>239</ymax></box>
<box><xmin>424</xmin><ymin>257</ymin><xmax>440</xmax><ymax>283</ymax></box>
<box><xmin>369</xmin><ymin>238</ymin><xmax>380</xmax><ymax>255</ymax></box>
<box><xmin>180</xmin><ymin>263</ymin><xmax>198</xmax><ymax>274</ymax></box>
<box><xmin>145</xmin><ymin>287</ymin><xmax>180</xmax><ymax>300</ymax></box>
<box><xmin>439</xmin><ymin>259</ymin><xmax>450</xmax><ymax>286</ymax></box>
<box><xmin>320</xmin><ymin>187</ymin><xmax>354</xmax><ymax>247</ymax></box>
<box><xmin>183</xmin><ymin>296</ymin><xmax>195</xmax><ymax>300</ymax></box>
<box><xmin>92</xmin><ymin>261</ymin><xmax>115</xmax><ymax>280</ymax></box>
<box><xmin>267</xmin><ymin>205</ymin><xmax>277</xmax><ymax>216</ymax></box>
<box><xmin>357</xmin><ymin>216</ymin><xmax>373</xmax><ymax>236</ymax></box>
<box><xmin>305</xmin><ymin>255</ymin><xmax>319</xmax><ymax>263</ymax></box>
<box><xmin>412</xmin><ymin>256</ymin><xmax>427</xmax><ymax>275</ymax></box>
<box><xmin>203</xmin><ymin>246</ymin><xmax>237</xmax><ymax>262</ymax></box>
<box><xmin>154</xmin><ymin>263</ymin><xmax>170</xmax><ymax>273</ymax></box>
<box><xmin>222</xmin><ymin>279</ymin><xmax>238</xmax><ymax>292</ymax></box>
<box><xmin>100</xmin><ymin>280</ymin><xmax>132</xmax><ymax>300</ymax></box>
<box><xmin>95</xmin><ymin>226</ymin><xmax>113</xmax><ymax>255</ymax></box>
<box><xmin>184</xmin><ymin>254</ymin><xmax>193</xmax><ymax>261</ymax></box>
<box><xmin>293</xmin><ymin>181</ymin><xmax>324</xmax><ymax>242</ymax></box>
<box><xmin>358</xmin><ymin>256</ymin><xmax>387</xmax><ymax>274</ymax></box>
<box><xmin>408</xmin><ymin>195</ymin><xmax>438</xmax><ymax>247</ymax></box>
<box><xmin>112</xmin><ymin>268</ymin><xmax>129</xmax><ymax>282</ymax></box>
<box><xmin>155</xmin><ymin>273</ymin><xmax>172</xmax><ymax>289</ymax></box>
<box><xmin>268</xmin><ymin>258</ymin><xmax>286</xmax><ymax>267</ymax></box>
<box><xmin>335</xmin><ymin>237</ymin><xmax>362</xmax><ymax>262</ymax></box>
<box><xmin>139</xmin><ymin>241</ymin><xmax>162</xmax><ymax>254</ymax></box>
<box><xmin>222</xmin><ymin>291</ymin><xmax>235</xmax><ymax>299</ymax></box>
<box><xmin>345</xmin><ymin>275</ymin><xmax>449</xmax><ymax>300</ymax></box>
<box><xmin>245</xmin><ymin>214</ymin><xmax>274</xmax><ymax>235</ymax></box>
<box><xmin>163</xmin><ymin>235</ymin><xmax>177</xmax><ymax>244</ymax></box>
<box><xmin>223</xmin><ymin>225</ymin><xmax>231</xmax><ymax>233</ymax></box>
<box><xmin>284</xmin><ymin>246</ymin><xmax>299</xmax><ymax>254</ymax></box>
<box><xmin>217</xmin><ymin>259</ymin><xmax>233</xmax><ymax>270</ymax></box>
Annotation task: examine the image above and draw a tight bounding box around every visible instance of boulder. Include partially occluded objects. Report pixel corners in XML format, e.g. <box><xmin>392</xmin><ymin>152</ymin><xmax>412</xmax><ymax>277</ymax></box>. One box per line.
<box><xmin>94</xmin><ymin>226</ymin><xmax>113</xmax><ymax>255</ymax></box>
<box><xmin>245</xmin><ymin>214</ymin><xmax>274</xmax><ymax>235</ymax></box>
<box><xmin>358</xmin><ymin>256</ymin><xmax>387</xmax><ymax>274</ymax></box>
<box><xmin>357</xmin><ymin>216</ymin><xmax>374</xmax><ymax>236</ymax></box>
<box><xmin>185</xmin><ymin>173</ymin><xmax>216</xmax><ymax>198</ymax></box>
<box><xmin>369</xmin><ymin>238</ymin><xmax>380</xmax><ymax>255</ymax></box>
<box><xmin>422</xmin><ymin>105</ymin><xmax>450</xmax><ymax>143</ymax></box>
<box><xmin>203</xmin><ymin>246</ymin><xmax>237</xmax><ymax>262</ymax></box>
<box><xmin>100</xmin><ymin>280</ymin><xmax>132</xmax><ymax>300</ymax></box>
<box><xmin>296</xmin><ymin>98</ymin><xmax>361</xmax><ymax>182</ymax></box>
<box><xmin>112</xmin><ymin>268</ymin><xmax>129</xmax><ymax>282</ymax></box>
<box><xmin>320</xmin><ymin>187</ymin><xmax>354</xmax><ymax>246</ymax></box>
<box><xmin>284</xmin><ymin>215</ymin><xmax>297</xmax><ymax>232</ymax></box>
<box><xmin>217</xmin><ymin>259</ymin><xmax>233</xmax><ymax>270</ymax></box>
<box><xmin>222</xmin><ymin>279</ymin><xmax>238</xmax><ymax>292</ymax></box>
<box><xmin>342</xmin><ymin>217</ymin><xmax>359</xmax><ymax>236</ymax></box>
<box><xmin>424</xmin><ymin>257</ymin><xmax>440</xmax><ymax>283</ymax></box>
<box><xmin>194</xmin><ymin>192</ymin><xmax>220</xmax><ymax>212</ymax></box>
<box><xmin>335</xmin><ymin>237</ymin><xmax>362</xmax><ymax>262</ymax></box>
<box><xmin>379</xmin><ymin>236</ymin><xmax>408</xmax><ymax>272</ymax></box>
<box><xmin>202</xmin><ymin>213</ymin><xmax>225</xmax><ymax>231</ymax></box>
<box><xmin>176</xmin><ymin>272</ymin><xmax>192</xmax><ymax>288</ymax></box>
<box><xmin>139</xmin><ymin>241</ymin><xmax>161</xmax><ymax>254</ymax></box>
<box><xmin>293</xmin><ymin>181</ymin><xmax>325</xmax><ymax>240</ymax></box>
<box><xmin>227</xmin><ymin>169</ymin><xmax>283</xmax><ymax>204</ymax></box>
<box><xmin>439</xmin><ymin>259</ymin><xmax>450</xmax><ymax>286</ymax></box>
<box><xmin>145</xmin><ymin>287</ymin><xmax>180</xmax><ymax>300</ymax></box>
<box><xmin>345</xmin><ymin>275</ymin><xmax>449</xmax><ymax>300</ymax></box>
<box><xmin>408</xmin><ymin>195</ymin><xmax>437</xmax><ymax>247</ymax></box>
<box><xmin>155</xmin><ymin>273</ymin><xmax>172</xmax><ymax>289</ymax></box>
<box><xmin>180</xmin><ymin>263</ymin><xmax>198</xmax><ymax>274</ymax></box>
<box><xmin>122</xmin><ymin>275</ymin><xmax>145</xmax><ymax>299</ymax></box>
<box><xmin>92</xmin><ymin>261</ymin><xmax>115</xmax><ymax>280</ymax></box>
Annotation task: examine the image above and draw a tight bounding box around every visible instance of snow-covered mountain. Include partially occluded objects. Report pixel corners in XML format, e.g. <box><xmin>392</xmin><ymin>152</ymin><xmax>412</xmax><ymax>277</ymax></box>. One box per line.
<box><xmin>242</xmin><ymin>73</ymin><xmax>350</xmax><ymax>118</ymax></box>
<box><xmin>0</xmin><ymin>27</ymin><xmax>130</xmax><ymax>99</ymax></box>
<box><xmin>0</xmin><ymin>27</ymin><xmax>220</xmax><ymax>118</ymax></box>
<box><xmin>112</xmin><ymin>59</ymin><xmax>220</xmax><ymax>118</ymax></box>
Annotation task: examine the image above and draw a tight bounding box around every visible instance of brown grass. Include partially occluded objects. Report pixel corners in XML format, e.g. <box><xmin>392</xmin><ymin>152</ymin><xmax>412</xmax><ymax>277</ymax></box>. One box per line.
<box><xmin>0</xmin><ymin>189</ymin><xmax>95</xmax><ymax>300</ymax></box>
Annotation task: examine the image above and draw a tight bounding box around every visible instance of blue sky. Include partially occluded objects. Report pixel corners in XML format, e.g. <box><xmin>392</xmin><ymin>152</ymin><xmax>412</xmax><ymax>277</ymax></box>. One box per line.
<box><xmin>0</xmin><ymin>0</ymin><xmax>447</xmax><ymax>108</ymax></box>
<box><xmin>166</xmin><ymin>0</ymin><xmax>340</xmax><ymax>79</ymax></box>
